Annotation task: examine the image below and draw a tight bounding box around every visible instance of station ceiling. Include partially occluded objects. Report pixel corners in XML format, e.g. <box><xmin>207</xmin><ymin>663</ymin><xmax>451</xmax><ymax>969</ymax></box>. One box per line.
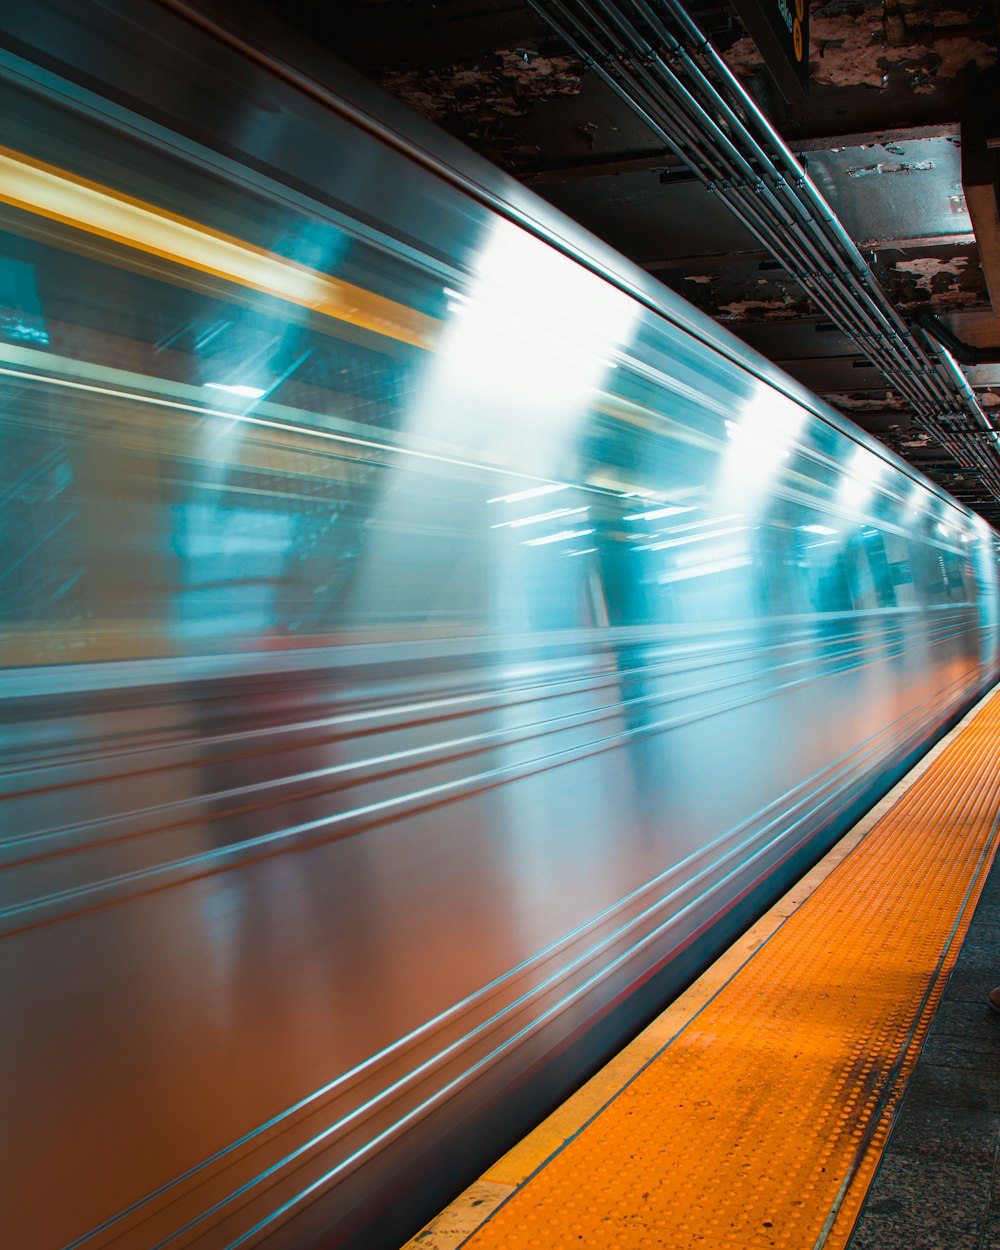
<box><xmin>274</xmin><ymin>0</ymin><xmax>1000</xmax><ymax>519</ymax></box>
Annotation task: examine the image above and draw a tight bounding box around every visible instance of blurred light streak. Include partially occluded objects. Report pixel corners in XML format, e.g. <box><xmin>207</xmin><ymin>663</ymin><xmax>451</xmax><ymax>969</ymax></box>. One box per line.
<box><xmin>658</xmin><ymin>555</ymin><xmax>752</xmax><ymax>583</ymax></box>
<box><xmin>724</xmin><ymin>417</ymin><xmax>791</xmax><ymax>459</ymax></box>
<box><xmin>491</xmin><ymin>507</ymin><xmax>588</xmax><ymax>529</ymax></box>
<box><xmin>623</xmin><ymin>506</ymin><xmax>695</xmax><ymax>521</ymax></box>
<box><xmin>416</xmin><ymin>217</ymin><xmax>639</xmax><ymax>479</ymax></box>
<box><xmin>718</xmin><ymin>389</ymin><xmax>806</xmax><ymax>504</ymax></box>
<box><xmin>637</xmin><ymin>524</ymin><xmax>746</xmax><ymax>552</ymax></box>
<box><xmin>488</xmin><ymin>484</ymin><xmax>570</xmax><ymax>504</ymax></box>
<box><xmin>0</xmin><ymin>145</ymin><xmax>437</xmax><ymax>349</ymax></box>
<box><xmin>0</xmin><ymin>355</ymin><xmax>575</xmax><ymax>488</ymax></box>
<box><xmin>523</xmin><ymin>527</ymin><xmax>595</xmax><ymax>547</ymax></box>
<box><xmin>840</xmin><ymin>444</ymin><xmax>886</xmax><ymax>510</ymax></box>
<box><xmin>204</xmin><ymin>382</ymin><xmax>267</xmax><ymax>399</ymax></box>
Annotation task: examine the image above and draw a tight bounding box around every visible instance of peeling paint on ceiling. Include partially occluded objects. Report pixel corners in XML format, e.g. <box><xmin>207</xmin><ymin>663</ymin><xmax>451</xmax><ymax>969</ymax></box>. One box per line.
<box><xmin>376</xmin><ymin>50</ymin><xmax>582</xmax><ymax>130</ymax></box>
<box><xmin>830</xmin><ymin>391</ymin><xmax>911</xmax><ymax>412</ymax></box>
<box><xmin>847</xmin><ymin>159</ymin><xmax>935</xmax><ymax>176</ymax></box>
<box><xmin>886</xmin><ymin>253</ymin><xmax>990</xmax><ymax>308</ymax></box>
<box><xmin>717</xmin><ymin>296</ymin><xmax>803</xmax><ymax>319</ymax></box>
<box><xmin>725</xmin><ymin>0</ymin><xmax>995</xmax><ymax>92</ymax></box>
<box><xmin>894</xmin><ymin>256</ymin><xmax>969</xmax><ymax>285</ymax></box>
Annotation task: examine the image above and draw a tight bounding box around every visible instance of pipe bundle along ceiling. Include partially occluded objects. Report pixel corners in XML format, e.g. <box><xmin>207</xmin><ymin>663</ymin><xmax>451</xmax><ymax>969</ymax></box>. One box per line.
<box><xmin>525</xmin><ymin>0</ymin><xmax>1000</xmax><ymax>504</ymax></box>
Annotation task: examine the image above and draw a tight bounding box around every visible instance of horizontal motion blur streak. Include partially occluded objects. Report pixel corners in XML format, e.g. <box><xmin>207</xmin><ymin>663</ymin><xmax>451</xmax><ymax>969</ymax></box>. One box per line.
<box><xmin>0</xmin><ymin>146</ymin><xmax>437</xmax><ymax>349</ymax></box>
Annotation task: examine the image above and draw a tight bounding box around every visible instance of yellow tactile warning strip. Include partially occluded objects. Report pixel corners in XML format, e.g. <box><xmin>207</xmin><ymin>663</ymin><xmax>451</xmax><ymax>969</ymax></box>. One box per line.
<box><xmin>412</xmin><ymin>685</ymin><xmax>1000</xmax><ymax>1250</ymax></box>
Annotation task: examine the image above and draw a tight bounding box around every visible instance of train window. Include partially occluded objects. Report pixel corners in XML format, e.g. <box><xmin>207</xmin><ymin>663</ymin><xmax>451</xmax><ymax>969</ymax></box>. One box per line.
<box><xmin>907</xmin><ymin>537</ymin><xmax>946</xmax><ymax>605</ymax></box>
<box><xmin>860</xmin><ymin>529</ymin><xmax>897</xmax><ymax>608</ymax></box>
<box><xmin>940</xmin><ymin>548</ymin><xmax>972</xmax><ymax>603</ymax></box>
<box><xmin>842</xmin><ymin>532</ymin><xmax>876</xmax><ymax>611</ymax></box>
<box><xmin>594</xmin><ymin>529</ymin><xmax>656</xmax><ymax>628</ymax></box>
<box><xmin>754</xmin><ymin>521</ymin><xmax>809</xmax><ymax>616</ymax></box>
<box><xmin>883</xmin><ymin>532</ymin><xmax>917</xmax><ymax>607</ymax></box>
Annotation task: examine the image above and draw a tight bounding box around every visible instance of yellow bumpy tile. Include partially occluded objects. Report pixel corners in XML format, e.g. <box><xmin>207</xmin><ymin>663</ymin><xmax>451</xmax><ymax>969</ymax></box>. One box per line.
<box><xmin>462</xmin><ymin>689</ymin><xmax>1000</xmax><ymax>1250</ymax></box>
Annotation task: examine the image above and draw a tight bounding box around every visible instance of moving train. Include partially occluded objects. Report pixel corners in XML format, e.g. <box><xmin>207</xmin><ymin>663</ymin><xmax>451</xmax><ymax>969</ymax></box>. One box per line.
<box><xmin>2</xmin><ymin>2</ymin><xmax>998</xmax><ymax>1247</ymax></box>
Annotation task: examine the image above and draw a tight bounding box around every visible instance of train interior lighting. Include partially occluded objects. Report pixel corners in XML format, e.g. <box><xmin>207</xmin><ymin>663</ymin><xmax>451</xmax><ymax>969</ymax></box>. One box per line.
<box><xmin>203</xmin><ymin>381</ymin><xmax>269</xmax><ymax>399</ymax></box>
<box><xmin>487</xmin><ymin>482</ymin><xmax>570</xmax><ymax>504</ymax></box>
<box><xmin>423</xmin><ymin>216</ymin><xmax>639</xmax><ymax>483</ymax></box>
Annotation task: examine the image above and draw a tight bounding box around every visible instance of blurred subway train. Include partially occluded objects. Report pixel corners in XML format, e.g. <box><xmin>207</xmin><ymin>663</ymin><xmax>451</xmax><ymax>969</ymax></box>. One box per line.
<box><xmin>2</xmin><ymin>2</ymin><xmax>999</xmax><ymax>1248</ymax></box>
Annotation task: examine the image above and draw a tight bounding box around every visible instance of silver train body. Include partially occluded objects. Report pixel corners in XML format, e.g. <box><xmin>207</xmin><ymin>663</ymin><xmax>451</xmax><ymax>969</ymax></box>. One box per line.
<box><xmin>2</xmin><ymin>3</ymin><xmax>999</xmax><ymax>1247</ymax></box>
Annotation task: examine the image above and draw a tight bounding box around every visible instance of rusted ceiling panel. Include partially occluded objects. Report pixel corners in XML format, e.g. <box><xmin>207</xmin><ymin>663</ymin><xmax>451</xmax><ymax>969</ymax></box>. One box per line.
<box><xmin>805</xmin><ymin>133</ymin><xmax>970</xmax><ymax>246</ymax></box>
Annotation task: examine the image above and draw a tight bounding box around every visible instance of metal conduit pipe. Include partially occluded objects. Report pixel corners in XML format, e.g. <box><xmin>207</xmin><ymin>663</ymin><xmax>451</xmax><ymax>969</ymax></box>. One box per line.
<box><xmin>569</xmin><ymin>48</ymin><xmax>852</xmax><ymax>326</ymax></box>
<box><xmin>603</xmin><ymin>56</ymin><xmax>907</xmax><ymax>356</ymax></box>
<box><xmin>590</xmin><ymin>64</ymin><xmax>879</xmax><ymax>345</ymax></box>
<box><xmin>650</xmin><ymin>31</ymin><xmax>1000</xmax><ymax>472</ymax></box>
<box><xmin>643</xmin><ymin>0</ymin><xmax>1000</xmax><ymax>435</ymax></box>
<box><xmin>597</xmin><ymin>0</ymin><xmax>951</xmax><ymax>384</ymax></box>
<box><xmin>527</xmin><ymin>0</ymin><xmax>1000</xmax><ymax>501</ymax></box>
<box><xmin>653</xmin><ymin>0</ymin><xmax>930</xmax><ymax>338</ymax></box>
<box><xmin>560</xmin><ymin>0</ymin><xmax>904</xmax><ymax>354</ymax></box>
<box><xmin>586</xmin><ymin>7</ymin><xmax>997</xmax><ymax>478</ymax></box>
<box><xmin>587</xmin><ymin>53</ymin><xmax>969</xmax><ymax>443</ymax></box>
<box><xmin>570</xmin><ymin>15</ymin><xmax>952</xmax><ymax>411</ymax></box>
<box><xmin>546</xmin><ymin>0</ymin><xmax>769</xmax><ymax>212</ymax></box>
<box><xmin>614</xmin><ymin>0</ymin><xmax>908</xmax><ymax>332</ymax></box>
<box><xmin>536</xmin><ymin>10</ymin><xmax>844</xmax><ymax>316</ymax></box>
<box><xmin>537</xmin><ymin>3</ymin><xmax>934</xmax><ymax>413</ymax></box>
<box><xmin>916</xmin><ymin>313</ymin><xmax>1000</xmax><ymax>366</ymax></box>
<box><xmin>633</xmin><ymin>21</ymin><xmax>981</xmax><ymax>442</ymax></box>
<box><xmin>591</xmin><ymin>18</ymin><xmax>881</xmax><ymax>306</ymax></box>
<box><xmin>923</xmin><ymin>342</ymin><xmax>1000</xmax><ymax>478</ymax></box>
<box><xmin>578</xmin><ymin>0</ymin><xmax>801</xmax><ymax>225</ymax></box>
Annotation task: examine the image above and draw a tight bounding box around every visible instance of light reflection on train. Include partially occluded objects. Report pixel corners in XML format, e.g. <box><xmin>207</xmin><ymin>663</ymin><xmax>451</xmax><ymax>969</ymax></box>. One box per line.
<box><xmin>1</xmin><ymin>4</ymin><xmax>998</xmax><ymax>1249</ymax></box>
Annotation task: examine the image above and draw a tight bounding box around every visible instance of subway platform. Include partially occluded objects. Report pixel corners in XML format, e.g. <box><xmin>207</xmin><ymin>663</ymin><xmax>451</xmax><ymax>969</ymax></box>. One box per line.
<box><xmin>405</xmin><ymin>686</ymin><xmax>1000</xmax><ymax>1250</ymax></box>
